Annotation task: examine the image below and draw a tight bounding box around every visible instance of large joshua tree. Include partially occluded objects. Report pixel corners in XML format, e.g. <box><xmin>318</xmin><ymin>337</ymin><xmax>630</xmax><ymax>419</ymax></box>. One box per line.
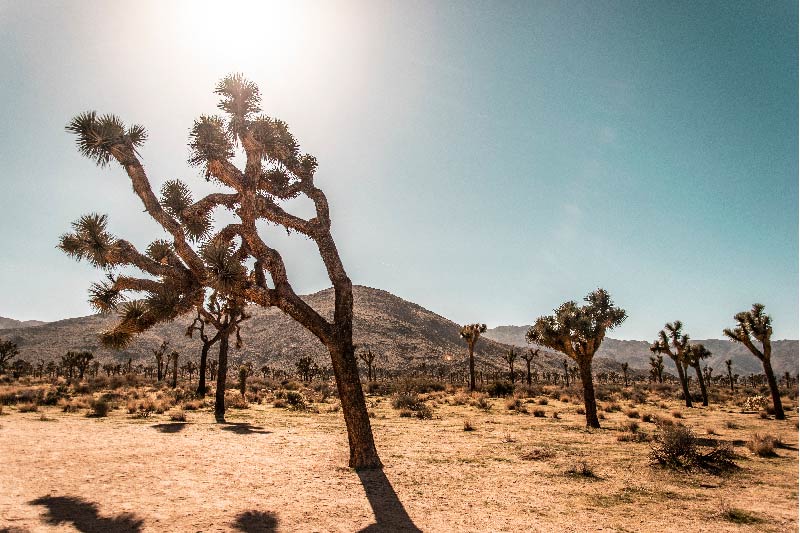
<box><xmin>460</xmin><ymin>323</ymin><xmax>487</xmax><ymax>392</ymax></box>
<box><xmin>60</xmin><ymin>74</ymin><xmax>381</xmax><ymax>468</ymax></box>
<box><xmin>649</xmin><ymin>353</ymin><xmax>664</xmax><ymax>383</ymax></box>
<box><xmin>526</xmin><ymin>289</ymin><xmax>626</xmax><ymax>428</ymax></box>
<box><xmin>724</xmin><ymin>304</ymin><xmax>784</xmax><ymax>420</ymax></box>
<box><xmin>651</xmin><ymin>321</ymin><xmax>693</xmax><ymax>408</ymax></box>
<box><xmin>684</xmin><ymin>343</ymin><xmax>711</xmax><ymax>406</ymax></box>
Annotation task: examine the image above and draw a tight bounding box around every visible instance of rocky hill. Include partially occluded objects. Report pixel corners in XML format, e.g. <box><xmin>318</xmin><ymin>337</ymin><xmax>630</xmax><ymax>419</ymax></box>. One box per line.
<box><xmin>0</xmin><ymin>317</ymin><xmax>47</xmax><ymax>329</ymax></box>
<box><xmin>484</xmin><ymin>325</ymin><xmax>799</xmax><ymax>377</ymax></box>
<box><xmin>1</xmin><ymin>286</ymin><xmax>567</xmax><ymax>373</ymax></box>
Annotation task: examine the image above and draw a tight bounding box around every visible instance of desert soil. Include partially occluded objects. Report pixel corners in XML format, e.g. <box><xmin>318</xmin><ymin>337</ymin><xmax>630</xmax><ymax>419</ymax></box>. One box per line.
<box><xmin>0</xmin><ymin>395</ymin><xmax>797</xmax><ymax>532</ymax></box>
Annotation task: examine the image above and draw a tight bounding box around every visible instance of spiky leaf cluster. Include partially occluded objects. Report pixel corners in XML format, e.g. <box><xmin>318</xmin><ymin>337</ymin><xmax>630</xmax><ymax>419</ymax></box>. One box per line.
<box><xmin>215</xmin><ymin>73</ymin><xmax>261</xmax><ymax>137</ymax></box>
<box><xmin>684</xmin><ymin>344</ymin><xmax>712</xmax><ymax>367</ymax></box>
<box><xmin>188</xmin><ymin>115</ymin><xmax>235</xmax><ymax>170</ymax></box>
<box><xmin>58</xmin><ymin>213</ymin><xmax>119</xmax><ymax>268</ymax></box>
<box><xmin>160</xmin><ymin>180</ymin><xmax>211</xmax><ymax>241</ymax></box>
<box><xmin>200</xmin><ymin>240</ymin><xmax>247</xmax><ymax>294</ymax></box>
<box><xmin>88</xmin><ymin>274</ymin><xmax>123</xmax><ymax>313</ymax></box>
<box><xmin>66</xmin><ymin>111</ymin><xmax>146</xmax><ymax>167</ymax></box>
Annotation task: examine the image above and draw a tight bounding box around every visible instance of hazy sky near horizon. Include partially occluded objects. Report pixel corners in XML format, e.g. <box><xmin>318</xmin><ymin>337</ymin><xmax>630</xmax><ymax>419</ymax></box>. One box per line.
<box><xmin>0</xmin><ymin>0</ymin><xmax>797</xmax><ymax>340</ymax></box>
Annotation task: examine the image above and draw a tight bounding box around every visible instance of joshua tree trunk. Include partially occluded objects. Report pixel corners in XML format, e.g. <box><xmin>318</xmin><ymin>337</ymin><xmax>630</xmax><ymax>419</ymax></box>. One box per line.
<box><xmin>525</xmin><ymin>360</ymin><xmax>532</xmax><ymax>386</ymax></box>
<box><xmin>329</xmin><ymin>339</ymin><xmax>381</xmax><ymax>468</ymax></box>
<box><xmin>468</xmin><ymin>342</ymin><xmax>476</xmax><ymax>392</ymax></box>
<box><xmin>215</xmin><ymin>334</ymin><xmax>229</xmax><ymax>423</ymax></box>
<box><xmin>197</xmin><ymin>340</ymin><xmax>212</xmax><ymax>397</ymax></box>
<box><xmin>762</xmin><ymin>359</ymin><xmax>785</xmax><ymax>420</ymax></box>
<box><xmin>171</xmin><ymin>354</ymin><xmax>178</xmax><ymax>389</ymax></box>
<box><xmin>693</xmin><ymin>364</ymin><xmax>708</xmax><ymax>406</ymax></box>
<box><xmin>577</xmin><ymin>358</ymin><xmax>600</xmax><ymax>428</ymax></box>
<box><xmin>674</xmin><ymin>359</ymin><xmax>693</xmax><ymax>407</ymax></box>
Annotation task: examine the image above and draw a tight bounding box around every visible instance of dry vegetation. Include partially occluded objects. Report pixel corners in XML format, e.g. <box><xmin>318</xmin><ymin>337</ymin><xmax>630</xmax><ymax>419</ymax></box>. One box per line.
<box><xmin>0</xmin><ymin>376</ymin><xmax>797</xmax><ymax>532</ymax></box>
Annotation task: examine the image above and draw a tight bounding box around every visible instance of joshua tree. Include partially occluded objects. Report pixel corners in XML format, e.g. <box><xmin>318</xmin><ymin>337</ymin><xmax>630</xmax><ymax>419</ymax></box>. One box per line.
<box><xmin>723</xmin><ymin>304</ymin><xmax>784</xmax><ymax>420</ymax></box>
<box><xmin>703</xmin><ymin>365</ymin><xmax>713</xmax><ymax>389</ymax></box>
<box><xmin>296</xmin><ymin>356</ymin><xmax>315</xmax><ymax>382</ymax></box>
<box><xmin>684</xmin><ymin>344</ymin><xmax>711</xmax><ymax>406</ymax></box>
<box><xmin>526</xmin><ymin>288</ymin><xmax>626</xmax><ymax>428</ymax></box>
<box><xmin>358</xmin><ymin>348</ymin><xmax>376</xmax><ymax>382</ymax></box>
<box><xmin>725</xmin><ymin>359</ymin><xmax>734</xmax><ymax>392</ymax></box>
<box><xmin>152</xmin><ymin>341</ymin><xmax>169</xmax><ymax>382</ymax></box>
<box><xmin>502</xmin><ymin>348</ymin><xmax>517</xmax><ymax>383</ymax></box>
<box><xmin>209</xmin><ymin>359</ymin><xmax>218</xmax><ymax>382</ymax></box>
<box><xmin>561</xmin><ymin>359</ymin><xmax>570</xmax><ymax>387</ymax></box>
<box><xmin>460</xmin><ymin>323</ymin><xmax>487</xmax><ymax>392</ymax></box>
<box><xmin>0</xmin><ymin>338</ymin><xmax>20</xmax><ymax>373</ymax></box>
<box><xmin>186</xmin><ymin>293</ymin><xmax>248</xmax><ymax>401</ymax></box>
<box><xmin>521</xmin><ymin>348</ymin><xmax>539</xmax><ymax>386</ymax></box>
<box><xmin>238</xmin><ymin>364</ymin><xmax>250</xmax><ymax>397</ymax></box>
<box><xmin>621</xmin><ymin>362</ymin><xmax>629</xmax><ymax>387</ymax></box>
<box><xmin>60</xmin><ymin>74</ymin><xmax>382</xmax><ymax>468</ymax></box>
<box><xmin>183</xmin><ymin>360</ymin><xmax>198</xmax><ymax>383</ymax></box>
<box><xmin>170</xmin><ymin>351</ymin><xmax>179</xmax><ymax>389</ymax></box>
<box><xmin>649</xmin><ymin>353</ymin><xmax>664</xmax><ymax>383</ymax></box>
<box><xmin>651</xmin><ymin>321</ymin><xmax>692</xmax><ymax>407</ymax></box>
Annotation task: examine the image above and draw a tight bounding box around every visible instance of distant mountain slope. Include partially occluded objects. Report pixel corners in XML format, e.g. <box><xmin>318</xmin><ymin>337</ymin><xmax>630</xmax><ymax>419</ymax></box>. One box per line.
<box><xmin>485</xmin><ymin>325</ymin><xmax>799</xmax><ymax>377</ymax></box>
<box><xmin>0</xmin><ymin>317</ymin><xmax>47</xmax><ymax>329</ymax></box>
<box><xmin>1</xmin><ymin>286</ymin><xmax>565</xmax><ymax>372</ymax></box>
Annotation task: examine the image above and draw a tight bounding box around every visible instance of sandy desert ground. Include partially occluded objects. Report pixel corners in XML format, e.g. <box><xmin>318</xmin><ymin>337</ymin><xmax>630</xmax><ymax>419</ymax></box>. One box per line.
<box><xmin>0</xmin><ymin>389</ymin><xmax>797</xmax><ymax>532</ymax></box>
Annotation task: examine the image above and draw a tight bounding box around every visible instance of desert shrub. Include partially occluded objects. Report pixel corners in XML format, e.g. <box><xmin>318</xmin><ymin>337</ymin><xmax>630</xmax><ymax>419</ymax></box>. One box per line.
<box><xmin>617</xmin><ymin>420</ymin><xmax>648</xmax><ymax>442</ymax></box>
<box><xmin>551</xmin><ymin>411</ymin><xmax>560</xmax><ymax>419</ymax></box>
<box><xmin>706</xmin><ymin>427</ymin><xmax>719</xmax><ymax>435</ymax></box>
<box><xmin>521</xmin><ymin>447</ymin><xmax>554</xmax><ymax>461</ymax></box>
<box><xmin>747</xmin><ymin>433</ymin><xmax>781</xmax><ymax>457</ymax></box>
<box><xmin>463</xmin><ymin>419</ymin><xmax>476</xmax><ymax>431</ymax></box>
<box><xmin>133</xmin><ymin>398</ymin><xmax>156</xmax><ymax>418</ymax></box>
<box><xmin>169</xmin><ymin>409</ymin><xmax>187</xmax><ymax>422</ymax></box>
<box><xmin>650</xmin><ymin>423</ymin><xmax>737</xmax><ymax>472</ymax></box>
<box><xmin>225</xmin><ymin>391</ymin><xmax>249</xmax><ymax>409</ymax></box>
<box><xmin>399</xmin><ymin>409</ymin><xmax>413</xmax><ymax>418</ymax></box>
<box><xmin>273</xmin><ymin>399</ymin><xmax>288</xmax><ymax>408</ymax></box>
<box><xmin>724</xmin><ymin>420</ymin><xmax>739</xmax><ymax>429</ymax></box>
<box><xmin>576</xmin><ymin>407</ymin><xmax>585</xmax><ymax>415</ymax></box>
<box><xmin>641</xmin><ymin>413</ymin><xmax>654</xmax><ymax>423</ymax></box>
<box><xmin>87</xmin><ymin>398</ymin><xmax>110</xmax><ymax>417</ymax></box>
<box><xmin>486</xmin><ymin>381</ymin><xmax>514</xmax><ymax>398</ymax></box>
<box><xmin>758</xmin><ymin>410</ymin><xmax>770</xmax><ymax>419</ymax></box>
<box><xmin>602</xmin><ymin>402</ymin><xmax>621</xmax><ymax>413</ymax></box>
<box><xmin>59</xmin><ymin>398</ymin><xmax>88</xmax><ymax>413</ymax></box>
<box><xmin>415</xmin><ymin>404</ymin><xmax>433</xmax><ymax>420</ymax></box>
<box><xmin>285</xmin><ymin>391</ymin><xmax>307</xmax><ymax>409</ymax></box>
<box><xmin>566</xmin><ymin>460</ymin><xmax>598</xmax><ymax>479</ymax></box>
<box><xmin>392</xmin><ymin>392</ymin><xmax>423</xmax><ymax>411</ymax></box>
<box><xmin>625</xmin><ymin>409</ymin><xmax>640</xmax><ymax>419</ymax></box>
<box><xmin>398</xmin><ymin>378</ymin><xmax>445</xmax><ymax>394</ymax></box>
<box><xmin>532</xmin><ymin>408</ymin><xmax>546</xmax><ymax>418</ymax></box>
<box><xmin>515</xmin><ymin>384</ymin><xmax>542</xmax><ymax>398</ymax></box>
<box><xmin>365</xmin><ymin>380</ymin><xmax>392</xmax><ymax>396</ymax></box>
<box><xmin>505</xmin><ymin>398</ymin><xmax>527</xmax><ymax>413</ymax></box>
<box><xmin>598</xmin><ymin>412</ymin><xmax>606</xmax><ymax>420</ymax></box>
<box><xmin>537</xmin><ymin>397</ymin><xmax>549</xmax><ymax>406</ymax></box>
<box><xmin>313</xmin><ymin>382</ymin><xmax>333</xmax><ymax>401</ymax></box>
<box><xmin>671</xmin><ymin>410</ymin><xmax>683</xmax><ymax>419</ymax></box>
<box><xmin>281</xmin><ymin>380</ymin><xmax>302</xmax><ymax>391</ymax></box>
<box><xmin>450</xmin><ymin>392</ymin><xmax>470</xmax><ymax>406</ymax></box>
<box><xmin>470</xmin><ymin>396</ymin><xmax>491</xmax><ymax>411</ymax></box>
<box><xmin>182</xmin><ymin>400</ymin><xmax>202</xmax><ymax>411</ymax></box>
<box><xmin>18</xmin><ymin>402</ymin><xmax>38</xmax><ymax>413</ymax></box>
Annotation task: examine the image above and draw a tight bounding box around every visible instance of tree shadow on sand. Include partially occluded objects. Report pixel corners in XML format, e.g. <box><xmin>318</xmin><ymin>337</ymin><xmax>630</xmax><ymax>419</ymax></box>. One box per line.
<box><xmin>30</xmin><ymin>496</ymin><xmax>143</xmax><ymax>532</ymax></box>
<box><xmin>357</xmin><ymin>469</ymin><xmax>421</xmax><ymax>532</ymax></box>
<box><xmin>151</xmin><ymin>422</ymin><xmax>189</xmax><ymax>433</ymax></box>
<box><xmin>232</xmin><ymin>510</ymin><xmax>279</xmax><ymax>532</ymax></box>
<box><xmin>220</xmin><ymin>422</ymin><xmax>272</xmax><ymax>435</ymax></box>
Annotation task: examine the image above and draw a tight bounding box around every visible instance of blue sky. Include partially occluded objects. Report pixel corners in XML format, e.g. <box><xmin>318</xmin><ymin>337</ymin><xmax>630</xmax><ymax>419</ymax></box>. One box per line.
<box><xmin>0</xmin><ymin>0</ymin><xmax>797</xmax><ymax>340</ymax></box>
